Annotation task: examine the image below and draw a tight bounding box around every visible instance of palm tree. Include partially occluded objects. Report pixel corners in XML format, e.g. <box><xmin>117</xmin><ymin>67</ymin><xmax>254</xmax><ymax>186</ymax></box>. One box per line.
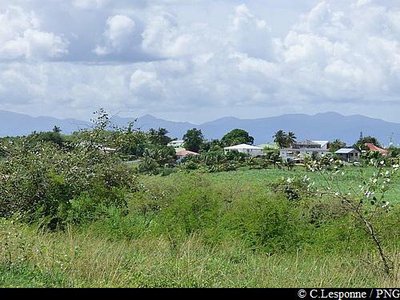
<box><xmin>273</xmin><ymin>130</ymin><xmax>287</xmax><ymax>148</ymax></box>
<box><xmin>286</xmin><ymin>131</ymin><xmax>297</xmax><ymax>147</ymax></box>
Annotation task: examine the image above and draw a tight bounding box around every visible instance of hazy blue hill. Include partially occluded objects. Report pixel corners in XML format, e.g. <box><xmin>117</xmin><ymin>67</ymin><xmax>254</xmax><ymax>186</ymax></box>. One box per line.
<box><xmin>111</xmin><ymin>114</ymin><xmax>194</xmax><ymax>139</ymax></box>
<box><xmin>1</xmin><ymin>110</ymin><xmax>400</xmax><ymax>146</ymax></box>
<box><xmin>194</xmin><ymin>112</ymin><xmax>400</xmax><ymax>145</ymax></box>
<box><xmin>0</xmin><ymin>110</ymin><xmax>90</xmax><ymax>136</ymax></box>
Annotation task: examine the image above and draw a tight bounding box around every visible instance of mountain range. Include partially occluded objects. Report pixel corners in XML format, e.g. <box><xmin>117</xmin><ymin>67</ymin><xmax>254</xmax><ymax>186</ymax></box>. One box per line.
<box><xmin>1</xmin><ymin>110</ymin><xmax>399</xmax><ymax>146</ymax></box>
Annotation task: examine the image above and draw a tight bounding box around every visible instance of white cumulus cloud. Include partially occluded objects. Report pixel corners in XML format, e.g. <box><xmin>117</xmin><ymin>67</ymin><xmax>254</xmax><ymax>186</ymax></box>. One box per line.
<box><xmin>0</xmin><ymin>6</ymin><xmax>68</xmax><ymax>60</ymax></box>
<box><xmin>94</xmin><ymin>14</ymin><xmax>136</xmax><ymax>56</ymax></box>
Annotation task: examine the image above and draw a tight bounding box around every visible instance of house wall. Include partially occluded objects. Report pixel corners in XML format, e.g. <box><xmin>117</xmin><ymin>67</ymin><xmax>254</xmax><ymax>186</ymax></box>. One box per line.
<box><xmin>226</xmin><ymin>149</ymin><xmax>263</xmax><ymax>157</ymax></box>
<box><xmin>337</xmin><ymin>152</ymin><xmax>360</xmax><ymax>162</ymax></box>
<box><xmin>280</xmin><ymin>148</ymin><xmax>328</xmax><ymax>161</ymax></box>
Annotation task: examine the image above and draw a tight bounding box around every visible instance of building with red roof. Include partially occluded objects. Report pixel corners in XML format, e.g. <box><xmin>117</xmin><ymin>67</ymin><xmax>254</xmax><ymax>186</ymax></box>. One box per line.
<box><xmin>364</xmin><ymin>143</ymin><xmax>389</xmax><ymax>156</ymax></box>
<box><xmin>176</xmin><ymin>149</ymin><xmax>199</xmax><ymax>160</ymax></box>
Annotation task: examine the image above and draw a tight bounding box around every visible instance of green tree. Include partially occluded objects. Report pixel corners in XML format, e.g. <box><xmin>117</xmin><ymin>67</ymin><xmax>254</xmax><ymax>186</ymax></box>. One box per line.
<box><xmin>183</xmin><ymin>128</ymin><xmax>204</xmax><ymax>153</ymax></box>
<box><xmin>273</xmin><ymin>130</ymin><xmax>297</xmax><ymax>148</ymax></box>
<box><xmin>388</xmin><ymin>145</ymin><xmax>400</xmax><ymax>158</ymax></box>
<box><xmin>354</xmin><ymin>136</ymin><xmax>382</xmax><ymax>151</ymax></box>
<box><xmin>53</xmin><ymin>126</ymin><xmax>61</xmax><ymax>133</ymax></box>
<box><xmin>27</xmin><ymin>131</ymin><xmax>65</xmax><ymax>148</ymax></box>
<box><xmin>221</xmin><ymin>129</ymin><xmax>254</xmax><ymax>146</ymax></box>
<box><xmin>329</xmin><ymin>139</ymin><xmax>346</xmax><ymax>152</ymax></box>
<box><xmin>286</xmin><ymin>131</ymin><xmax>297</xmax><ymax>147</ymax></box>
<box><xmin>201</xmin><ymin>139</ymin><xmax>223</xmax><ymax>152</ymax></box>
<box><xmin>148</xmin><ymin>128</ymin><xmax>172</xmax><ymax>146</ymax></box>
<box><xmin>273</xmin><ymin>130</ymin><xmax>287</xmax><ymax>148</ymax></box>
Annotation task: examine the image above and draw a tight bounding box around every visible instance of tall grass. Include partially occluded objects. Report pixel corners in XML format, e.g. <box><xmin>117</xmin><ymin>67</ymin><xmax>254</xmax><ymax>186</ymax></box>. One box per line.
<box><xmin>1</xmin><ymin>168</ymin><xmax>400</xmax><ymax>287</ymax></box>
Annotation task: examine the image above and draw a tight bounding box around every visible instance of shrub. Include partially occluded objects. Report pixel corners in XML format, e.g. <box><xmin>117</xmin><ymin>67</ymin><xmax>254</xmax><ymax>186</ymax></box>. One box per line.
<box><xmin>270</xmin><ymin>176</ymin><xmax>314</xmax><ymax>201</ymax></box>
<box><xmin>0</xmin><ymin>141</ymin><xmax>137</xmax><ymax>228</ymax></box>
<box><xmin>223</xmin><ymin>194</ymin><xmax>309</xmax><ymax>253</ymax></box>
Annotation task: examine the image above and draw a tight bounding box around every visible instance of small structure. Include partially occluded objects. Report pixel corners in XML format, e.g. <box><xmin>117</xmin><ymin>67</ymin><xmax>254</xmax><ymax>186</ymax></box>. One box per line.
<box><xmin>224</xmin><ymin>144</ymin><xmax>264</xmax><ymax>157</ymax></box>
<box><xmin>335</xmin><ymin>148</ymin><xmax>360</xmax><ymax>162</ymax></box>
<box><xmin>168</xmin><ymin>140</ymin><xmax>185</xmax><ymax>149</ymax></box>
<box><xmin>176</xmin><ymin>149</ymin><xmax>199</xmax><ymax>160</ymax></box>
<box><xmin>100</xmin><ymin>146</ymin><xmax>117</xmax><ymax>153</ymax></box>
<box><xmin>280</xmin><ymin>140</ymin><xmax>329</xmax><ymax>162</ymax></box>
<box><xmin>312</xmin><ymin>141</ymin><xmax>329</xmax><ymax>150</ymax></box>
<box><xmin>364</xmin><ymin>143</ymin><xmax>388</xmax><ymax>156</ymax></box>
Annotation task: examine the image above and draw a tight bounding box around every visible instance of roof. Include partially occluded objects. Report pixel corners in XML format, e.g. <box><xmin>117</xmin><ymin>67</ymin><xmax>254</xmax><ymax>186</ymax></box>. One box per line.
<box><xmin>312</xmin><ymin>140</ymin><xmax>329</xmax><ymax>147</ymax></box>
<box><xmin>294</xmin><ymin>140</ymin><xmax>321</xmax><ymax>146</ymax></box>
<box><xmin>176</xmin><ymin>150</ymin><xmax>199</xmax><ymax>157</ymax></box>
<box><xmin>224</xmin><ymin>144</ymin><xmax>263</xmax><ymax>150</ymax></box>
<box><xmin>365</xmin><ymin>143</ymin><xmax>388</xmax><ymax>154</ymax></box>
<box><xmin>335</xmin><ymin>148</ymin><xmax>359</xmax><ymax>154</ymax></box>
<box><xmin>174</xmin><ymin>147</ymin><xmax>186</xmax><ymax>153</ymax></box>
<box><xmin>281</xmin><ymin>148</ymin><xmax>328</xmax><ymax>152</ymax></box>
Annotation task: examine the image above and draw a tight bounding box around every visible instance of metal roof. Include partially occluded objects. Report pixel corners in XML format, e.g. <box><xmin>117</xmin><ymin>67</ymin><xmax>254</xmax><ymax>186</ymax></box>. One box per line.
<box><xmin>224</xmin><ymin>144</ymin><xmax>263</xmax><ymax>150</ymax></box>
<box><xmin>295</xmin><ymin>140</ymin><xmax>320</xmax><ymax>145</ymax></box>
<box><xmin>312</xmin><ymin>140</ymin><xmax>329</xmax><ymax>147</ymax></box>
<box><xmin>335</xmin><ymin>148</ymin><xmax>359</xmax><ymax>154</ymax></box>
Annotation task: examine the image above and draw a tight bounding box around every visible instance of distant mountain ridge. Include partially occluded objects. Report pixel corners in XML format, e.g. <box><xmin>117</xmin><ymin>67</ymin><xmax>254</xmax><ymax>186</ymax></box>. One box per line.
<box><xmin>1</xmin><ymin>110</ymin><xmax>400</xmax><ymax>146</ymax></box>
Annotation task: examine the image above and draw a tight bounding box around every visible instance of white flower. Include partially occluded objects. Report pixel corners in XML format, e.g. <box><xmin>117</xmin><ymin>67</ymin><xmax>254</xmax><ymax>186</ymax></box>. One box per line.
<box><xmin>364</xmin><ymin>191</ymin><xmax>374</xmax><ymax>198</ymax></box>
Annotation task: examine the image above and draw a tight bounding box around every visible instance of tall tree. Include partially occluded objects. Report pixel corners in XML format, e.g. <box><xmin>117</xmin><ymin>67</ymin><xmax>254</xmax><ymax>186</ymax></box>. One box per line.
<box><xmin>286</xmin><ymin>131</ymin><xmax>297</xmax><ymax>147</ymax></box>
<box><xmin>53</xmin><ymin>126</ymin><xmax>61</xmax><ymax>133</ymax></box>
<box><xmin>329</xmin><ymin>139</ymin><xmax>346</xmax><ymax>152</ymax></box>
<box><xmin>273</xmin><ymin>130</ymin><xmax>287</xmax><ymax>148</ymax></box>
<box><xmin>354</xmin><ymin>136</ymin><xmax>382</xmax><ymax>151</ymax></box>
<box><xmin>221</xmin><ymin>129</ymin><xmax>254</xmax><ymax>146</ymax></box>
<box><xmin>148</xmin><ymin>128</ymin><xmax>172</xmax><ymax>146</ymax></box>
<box><xmin>273</xmin><ymin>130</ymin><xmax>296</xmax><ymax>148</ymax></box>
<box><xmin>183</xmin><ymin>128</ymin><xmax>204</xmax><ymax>152</ymax></box>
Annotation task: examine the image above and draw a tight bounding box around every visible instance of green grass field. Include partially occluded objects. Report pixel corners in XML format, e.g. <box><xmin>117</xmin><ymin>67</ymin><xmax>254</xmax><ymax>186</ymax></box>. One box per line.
<box><xmin>1</xmin><ymin>166</ymin><xmax>400</xmax><ymax>287</ymax></box>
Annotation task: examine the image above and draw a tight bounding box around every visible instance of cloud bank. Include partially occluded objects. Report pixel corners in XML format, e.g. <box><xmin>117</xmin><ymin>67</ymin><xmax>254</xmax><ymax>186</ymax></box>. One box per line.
<box><xmin>0</xmin><ymin>0</ymin><xmax>399</xmax><ymax>123</ymax></box>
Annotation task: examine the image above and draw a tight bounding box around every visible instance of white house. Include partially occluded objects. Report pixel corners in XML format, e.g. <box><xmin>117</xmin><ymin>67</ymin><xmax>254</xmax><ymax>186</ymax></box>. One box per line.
<box><xmin>335</xmin><ymin>148</ymin><xmax>360</xmax><ymax>162</ymax></box>
<box><xmin>176</xmin><ymin>149</ymin><xmax>199</xmax><ymax>160</ymax></box>
<box><xmin>280</xmin><ymin>140</ymin><xmax>329</xmax><ymax>162</ymax></box>
<box><xmin>224</xmin><ymin>144</ymin><xmax>264</xmax><ymax>157</ymax></box>
<box><xmin>312</xmin><ymin>141</ymin><xmax>329</xmax><ymax>150</ymax></box>
<box><xmin>167</xmin><ymin>140</ymin><xmax>185</xmax><ymax>149</ymax></box>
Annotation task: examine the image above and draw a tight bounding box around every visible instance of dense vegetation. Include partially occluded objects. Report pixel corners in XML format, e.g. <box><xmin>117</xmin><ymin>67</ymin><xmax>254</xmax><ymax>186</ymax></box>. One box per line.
<box><xmin>1</xmin><ymin>110</ymin><xmax>400</xmax><ymax>287</ymax></box>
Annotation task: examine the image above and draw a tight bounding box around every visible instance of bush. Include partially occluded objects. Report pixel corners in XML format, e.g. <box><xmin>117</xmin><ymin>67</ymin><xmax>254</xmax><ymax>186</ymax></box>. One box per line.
<box><xmin>0</xmin><ymin>141</ymin><xmax>137</xmax><ymax>228</ymax></box>
<box><xmin>223</xmin><ymin>194</ymin><xmax>309</xmax><ymax>253</ymax></box>
<box><xmin>270</xmin><ymin>176</ymin><xmax>314</xmax><ymax>201</ymax></box>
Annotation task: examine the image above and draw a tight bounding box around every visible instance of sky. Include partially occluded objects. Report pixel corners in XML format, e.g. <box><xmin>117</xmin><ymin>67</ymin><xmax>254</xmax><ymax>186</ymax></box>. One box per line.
<box><xmin>0</xmin><ymin>0</ymin><xmax>399</xmax><ymax>123</ymax></box>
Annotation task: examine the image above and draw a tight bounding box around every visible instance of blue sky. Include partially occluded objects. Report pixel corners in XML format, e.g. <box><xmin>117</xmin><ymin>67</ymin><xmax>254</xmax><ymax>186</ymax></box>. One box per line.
<box><xmin>0</xmin><ymin>0</ymin><xmax>399</xmax><ymax>123</ymax></box>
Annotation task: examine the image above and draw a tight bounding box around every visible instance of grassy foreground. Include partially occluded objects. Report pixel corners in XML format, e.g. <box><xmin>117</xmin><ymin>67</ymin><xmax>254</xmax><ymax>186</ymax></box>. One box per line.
<box><xmin>1</xmin><ymin>167</ymin><xmax>400</xmax><ymax>287</ymax></box>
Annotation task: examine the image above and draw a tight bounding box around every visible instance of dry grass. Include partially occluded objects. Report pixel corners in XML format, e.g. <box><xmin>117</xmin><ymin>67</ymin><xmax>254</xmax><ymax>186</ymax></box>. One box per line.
<box><xmin>1</xmin><ymin>220</ymin><xmax>399</xmax><ymax>287</ymax></box>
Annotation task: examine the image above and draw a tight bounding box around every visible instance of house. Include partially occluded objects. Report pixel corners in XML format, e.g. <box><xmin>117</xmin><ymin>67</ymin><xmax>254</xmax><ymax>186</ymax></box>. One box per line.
<box><xmin>335</xmin><ymin>148</ymin><xmax>361</xmax><ymax>162</ymax></box>
<box><xmin>224</xmin><ymin>144</ymin><xmax>264</xmax><ymax>157</ymax></box>
<box><xmin>168</xmin><ymin>140</ymin><xmax>185</xmax><ymax>149</ymax></box>
<box><xmin>176</xmin><ymin>149</ymin><xmax>199</xmax><ymax>160</ymax></box>
<box><xmin>312</xmin><ymin>141</ymin><xmax>329</xmax><ymax>150</ymax></box>
<box><xmin>364</xmin><ymin>143</ymin><xmax>388</xmax><ymax>156</ymax></box>
<box><xmin>280</xmin><ymin>140</ymin><xmax>329</xmax><ymax>162</ymax></box>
